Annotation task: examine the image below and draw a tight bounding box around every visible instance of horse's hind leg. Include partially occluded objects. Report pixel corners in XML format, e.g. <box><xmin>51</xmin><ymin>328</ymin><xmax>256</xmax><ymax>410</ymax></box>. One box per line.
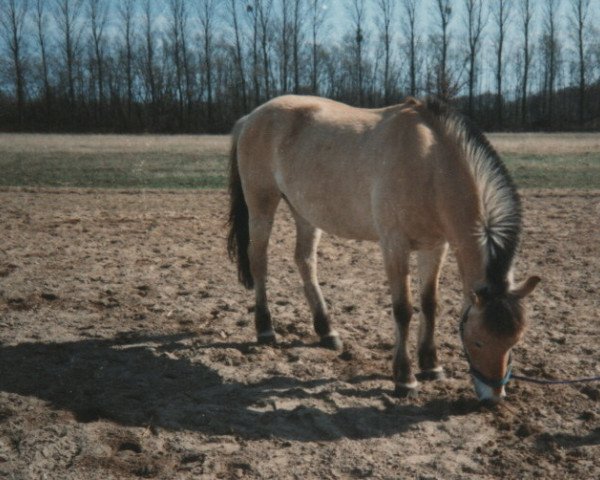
<box><xmin>293</xmin><ymin>213</ymin><xmax>342</xmax><ymax>350</ymax></box>
<box><xmin>416</xmin><ymin>243</ymin><xmax>448</xmax><ymax>381</ymax></box>
<box><xmin>248</xmin><ymin>195</ymin><xmax>280</xmax><ymax>344</ymax></box>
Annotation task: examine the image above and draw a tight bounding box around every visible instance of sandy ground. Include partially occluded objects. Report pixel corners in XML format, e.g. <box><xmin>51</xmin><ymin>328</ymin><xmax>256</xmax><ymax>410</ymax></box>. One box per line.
<box><xmin>0</xmin><ymin>188</ymin><xmax>598</xmax><ymax>479</ymax></box>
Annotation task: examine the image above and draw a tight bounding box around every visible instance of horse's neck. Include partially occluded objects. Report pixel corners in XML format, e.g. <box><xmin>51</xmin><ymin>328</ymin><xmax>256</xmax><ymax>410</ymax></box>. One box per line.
<box><xmin>452</xmin><ymin>232</ymin><xmax>488</xmax><ymax>301</ymax></box>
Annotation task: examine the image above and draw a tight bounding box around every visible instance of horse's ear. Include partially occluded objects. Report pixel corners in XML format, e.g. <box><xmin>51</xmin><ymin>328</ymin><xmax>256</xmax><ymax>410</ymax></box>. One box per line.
<box><xmin>511</xmin><ymin>276</ymin><xmax>541</xmax><ymax>298</ymax></box>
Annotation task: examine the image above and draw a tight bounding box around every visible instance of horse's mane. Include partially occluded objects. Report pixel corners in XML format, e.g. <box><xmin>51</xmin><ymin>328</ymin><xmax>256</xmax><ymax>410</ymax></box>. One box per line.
<box><xmin>425</xmin><ymin>98</ymin><xmax>522</xmax><ymax>293</ymax></box>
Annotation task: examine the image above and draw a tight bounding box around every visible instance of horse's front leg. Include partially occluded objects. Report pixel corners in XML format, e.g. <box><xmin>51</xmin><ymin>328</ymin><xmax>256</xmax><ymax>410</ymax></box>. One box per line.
<box><xmin>381</xmin><ymin>238</ymin><xmax>417</xmax><ymax>397</ymax></box>
<box><xmin>416</xmin><ymin>244</ymin><xmax>448</xmax><ymax>381</ymax></box>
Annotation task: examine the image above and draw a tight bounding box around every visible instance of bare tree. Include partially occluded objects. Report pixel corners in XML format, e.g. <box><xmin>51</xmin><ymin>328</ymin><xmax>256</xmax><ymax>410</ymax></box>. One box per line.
<box><xmin>376</xmin><ymin>0</ymin><xmax>394</xmax><ymax>104</ymax></box>
<box><xmin>199</xmin><ymin>0</ymin><xmax>217</xmax><ymax>126</ymax></box>
<box><xmin>88</xmin><ymin>0</ymin><xmax>109</xmax><ymax>114</ymax></box>
<box><xmin>34</xmin><ymin>0</ymin><xmax>51</xmax><ymax>117</ymax></box>
<box><xmin>227</xmin><ymin>0</ymin><xmax>248</xmax><ymax>110</ymax></box>
<box><xmin>291</xmin><ymin>0</ymin><xmax>302</xmax><ymax>93</ymax></box>
<box><xmin>402</xmin><ymin>0</ymin><xmax>418</xmax><ymax>97</ymax></box>
<box><xmin>542</xmin><ymin>0</ymin><xmax>560</xmax><ymax>125</ymax></box>
<box><xmin>310</xmin><ymin>0</ymin><xmax>327</xmax><ymax>95</ymax></box>
<box><xmin>464</xmin><ymin>0</ymin><xmax>486</xmax><ymax>118</ymax></box>
<box><xmin>279</xmin><ymin>0</ymin><xmax>291</xmax><ymax>93</ymax></box>
<box><xmin>180</xmin><ymin>2</ymin><xmax>193</xmax><ymax>121</ymax></box>
<box><xmin>570</xmin><ymin>0</ymin><xmax>591</xmax><ymax>125</ymax></box>
<box><xmin>0</xmin><ymin>0</ymin><xmax>29</xmax><ymax>127</ymax></box>
<box><xmin>519</xmin><ymin>0</ymin><xmax>533</xmax><ymax>126</ymax></box>
<box><xmin>169</xmin><ymin>0</ymin><xmax>189</xmax><ymax>126</ymax></box>
<box><xmin>348</xmin><ymin>0</ymin><xmax>366</xmax><ymax>105</ymax></box>
<box><xmin>54</xmin><ymin>0</ymin><xmax>84</xmax><ymax>108</ymax></box>
<box><xmin>245</xmin><ymin>1</ymin><xmax>274</xmax><ymax>102</ymax></box>
<box><xmin>257</xmin><ymin>0</ymin><xmax>274</xmax><ymax>100</ymax></box>
<box><xmin>433</xmin><ymin>0</ymin><xmax>453</xmax><ymax>100</ymax></box>
<box><xmin>141</xmin><ymin>0</ymin><xmax>157</xmax><ymax>109</ymax></box>
<box><xmin>247</xmin><ymin>2</ymin><xmax>261</xmax><ymax>104</ymax></box>
<box><xmin>118</xmin><ymin>0</ymin><xmax>135</xmax><ymax>122</ymax></box>
<box><xmin>492</xmin><ymin>0</ymin><xmax>511</xmax><ymax>127</ymax></box>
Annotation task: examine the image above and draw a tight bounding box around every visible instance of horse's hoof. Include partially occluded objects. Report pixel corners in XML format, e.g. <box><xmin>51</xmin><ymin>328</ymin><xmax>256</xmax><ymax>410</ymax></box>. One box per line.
<box><xmin>417</xmin><ymin>367</ymin><xmax>446</xmax><ymax>382</ymax></box>
<box><xmin>394</xmin><ymin>382</ymin><xmax>419</xmax><ymax>399</ymax></box>
<box><xmin>256</xmin><ymin>331</ymin><xmax>277</xmax><ymax>345</ymax></box>
<box><xmin>320</xmin><ymin>333</ymin><xmax>343</xmax><ymax>351</ymax></box>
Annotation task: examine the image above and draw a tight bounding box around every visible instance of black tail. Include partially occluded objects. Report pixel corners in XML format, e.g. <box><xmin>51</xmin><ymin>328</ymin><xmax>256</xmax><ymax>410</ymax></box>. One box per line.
<box><xmin>227</xmin><ymin>119</ymin><xmax>254</xmax><ymax>289</ymax></box>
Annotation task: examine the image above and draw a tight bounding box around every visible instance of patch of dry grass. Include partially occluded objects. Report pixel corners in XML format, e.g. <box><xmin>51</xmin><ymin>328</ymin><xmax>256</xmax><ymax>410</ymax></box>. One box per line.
<box><xmin>0</xmin><ymin>133</ymin><xmax>229</xmax><ymax>155</ymax></box>
<box><xmin>488</xmin><ymin>132</ymin><xmax>600</xmax><ymax>155</ymax></box>
<box><xmin>3</xmin><ymin>132</ymin><xmax>599</xmax><ymax>155</ymax></box>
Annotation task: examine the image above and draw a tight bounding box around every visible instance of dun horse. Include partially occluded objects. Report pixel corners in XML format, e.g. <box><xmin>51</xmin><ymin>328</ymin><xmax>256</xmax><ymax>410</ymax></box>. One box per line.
<box><xmin>227</xmin><ymin>95</ymin><xmax>540</xmax><ymax>402</ymax></box>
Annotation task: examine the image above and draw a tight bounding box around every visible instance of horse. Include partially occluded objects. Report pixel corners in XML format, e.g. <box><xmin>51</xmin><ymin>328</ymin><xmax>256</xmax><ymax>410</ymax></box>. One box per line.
<box><xmin>226</xmin><ymin>95</ymin><xmax>540</xmax><ymax>402</ymax></box>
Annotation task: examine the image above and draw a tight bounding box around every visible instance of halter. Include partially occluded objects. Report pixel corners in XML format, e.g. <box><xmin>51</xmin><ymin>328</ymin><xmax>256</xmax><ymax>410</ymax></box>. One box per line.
<box><xmin>460</xmin><ymin>305</ymin><xmax>600</xmax><ymax>388</ymax></box>
<box><xmin>459</xmin><ymin>305</ymin><xmax>513</xmax><ymax>389</ymax></box>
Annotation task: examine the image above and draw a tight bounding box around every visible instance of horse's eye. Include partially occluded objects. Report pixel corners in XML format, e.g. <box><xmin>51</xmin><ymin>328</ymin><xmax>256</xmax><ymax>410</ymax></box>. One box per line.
<box><xmin>474</xmin><ymin>341</ymin><xmax>483</xmax><ymax>349</ymax></box>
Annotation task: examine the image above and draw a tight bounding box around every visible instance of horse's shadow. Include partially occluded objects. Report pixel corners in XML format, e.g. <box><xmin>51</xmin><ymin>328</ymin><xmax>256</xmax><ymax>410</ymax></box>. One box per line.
<box><xmin>0</xmin><ymin>333</ymin><xmax>479</xmax><ymax>442</ymax></box>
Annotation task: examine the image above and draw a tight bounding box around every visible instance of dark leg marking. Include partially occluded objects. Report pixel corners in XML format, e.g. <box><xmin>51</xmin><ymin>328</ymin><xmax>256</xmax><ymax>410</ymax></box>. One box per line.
<box><xmin>314</xmin><ymin>311</ymin><xmax>342</xmax><ymax>350</ymax></box>
<box><xmin>392</xmin><ymin>300</ymin><xmax>417</xmax><ymax>397</ymax></box>
<box><xmin>417</xmin><ymin>285</ymin><xmax>439</xmax><ymax>369</ymax></box>
<box><xmin>313</xmin><ymin>310</ymin><xmax>330</xmax><ymax>337</ymax></box>
<box><xmin>416</xmin><ymin>284</ymin><xmax>445</xmax><ymax>382</ymax></box>
<box><xmin>255</xmin><ymin>304</ymin><xmax>276</xmax><ymax>345</ymax></box>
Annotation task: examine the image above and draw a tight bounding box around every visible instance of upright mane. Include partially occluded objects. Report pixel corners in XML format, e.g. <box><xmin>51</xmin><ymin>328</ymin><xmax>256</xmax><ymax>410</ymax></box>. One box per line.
<box><xmin>425</xmin><ymin>98</ymin><xmax>522</xmax><ymax>293</ymax></box>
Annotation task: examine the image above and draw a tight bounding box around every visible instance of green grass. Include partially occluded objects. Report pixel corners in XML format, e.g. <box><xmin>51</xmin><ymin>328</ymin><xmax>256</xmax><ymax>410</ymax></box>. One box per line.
<box><xmin>0</xmin><ymin>134</ymin><xmax>599</xmax><ymax>189</ymax></box>
<box><xmin>503</xmin><ymin>153</ymin><xmax>600</xmax><ymax>189</ymax></box>
<box><xmin>0</xmin><ymin>151</ymin><xmax>229</xmax><ymax>189</ymax></box>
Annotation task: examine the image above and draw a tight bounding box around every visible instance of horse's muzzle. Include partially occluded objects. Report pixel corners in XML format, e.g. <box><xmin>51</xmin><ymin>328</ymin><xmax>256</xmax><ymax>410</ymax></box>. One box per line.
<box><xmin>473</xmin><ymin>376</ymin><xmax>506</xmax><ymax>402</ymax></box>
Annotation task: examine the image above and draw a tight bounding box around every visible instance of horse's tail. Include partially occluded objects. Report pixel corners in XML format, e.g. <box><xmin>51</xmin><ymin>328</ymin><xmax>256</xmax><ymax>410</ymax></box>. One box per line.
<box><xmin>227</xmin><ymin>117</ymin><xmax>254</xmax><ymax>289</ymax></box>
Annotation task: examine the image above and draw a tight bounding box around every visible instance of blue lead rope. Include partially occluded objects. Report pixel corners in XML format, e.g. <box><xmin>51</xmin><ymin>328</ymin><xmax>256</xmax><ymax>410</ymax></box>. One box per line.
<box><xmin>511</xmin><ymin>373</ymin><xmax>600</xmax><ymax>385</ymax></box>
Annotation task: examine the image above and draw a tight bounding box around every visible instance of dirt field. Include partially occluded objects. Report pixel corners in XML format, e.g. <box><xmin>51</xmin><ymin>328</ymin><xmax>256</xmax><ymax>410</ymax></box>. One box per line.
<box><xmin>0</xmin><ymin>187</ymin><xmax>598</xmax><ymax>479</ymax></box>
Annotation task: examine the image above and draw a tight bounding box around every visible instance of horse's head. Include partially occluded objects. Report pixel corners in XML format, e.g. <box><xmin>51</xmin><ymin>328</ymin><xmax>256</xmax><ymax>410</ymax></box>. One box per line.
<box><xmin>460</xmin><ymin>276</ymin><xmax>540</xmax><ymax>402</ymax></box>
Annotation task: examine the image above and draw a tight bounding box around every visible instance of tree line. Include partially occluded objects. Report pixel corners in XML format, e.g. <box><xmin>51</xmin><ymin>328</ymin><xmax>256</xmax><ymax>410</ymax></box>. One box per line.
<box><xmin>1</xmin><ymin>0</ymin><xmax>599</xmax><ymax>133</ymax></box>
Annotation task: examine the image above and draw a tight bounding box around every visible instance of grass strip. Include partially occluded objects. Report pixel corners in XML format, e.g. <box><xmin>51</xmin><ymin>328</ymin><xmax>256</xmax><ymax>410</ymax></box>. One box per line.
<box><xmin>1</xmin><ymin>150</ymin><xmax>599</xmax><ymax>190</ymax></box>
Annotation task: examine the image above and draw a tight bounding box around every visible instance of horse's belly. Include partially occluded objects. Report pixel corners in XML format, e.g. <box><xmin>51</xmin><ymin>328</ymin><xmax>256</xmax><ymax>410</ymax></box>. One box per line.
<box><xmin>306</xmin><ymin>209</ymin><xmax>380</xmax><ymax>241</ymax></box>
<box><xmin>282</xmin><ymin>187</ymin><xmax>379</xmax><ymax>241</ymax></box>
